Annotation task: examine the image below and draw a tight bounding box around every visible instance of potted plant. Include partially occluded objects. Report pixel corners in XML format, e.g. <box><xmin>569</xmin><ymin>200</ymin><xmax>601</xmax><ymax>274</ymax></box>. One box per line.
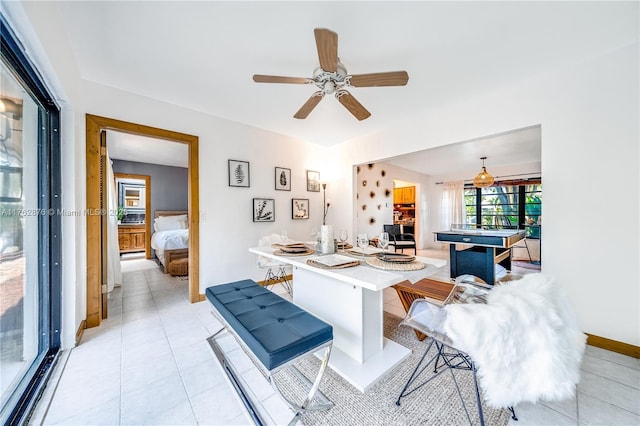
<box><xmin>116</xmin><ymin>206</ymin><xmax>125</xmax><ymax>224</ymax></box>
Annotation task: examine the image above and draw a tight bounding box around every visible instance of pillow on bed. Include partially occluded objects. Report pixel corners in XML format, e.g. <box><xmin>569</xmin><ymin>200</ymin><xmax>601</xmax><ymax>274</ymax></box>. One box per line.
<box><xmin>154</xmin><ymin>214</ymin><xmax>188</xmax><ymax>231</ymax></box>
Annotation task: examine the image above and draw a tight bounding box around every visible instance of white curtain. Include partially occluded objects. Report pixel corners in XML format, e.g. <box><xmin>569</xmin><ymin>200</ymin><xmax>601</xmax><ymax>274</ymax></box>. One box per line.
<box><xmin>441</xmin><ymin>181</ymin><xmax>465</xmax><ymax>231</ymax></box>
<box><xmin>106</xmin><ymin>152</ymin><xmax>122</xmax><ymax>291</ymax></box>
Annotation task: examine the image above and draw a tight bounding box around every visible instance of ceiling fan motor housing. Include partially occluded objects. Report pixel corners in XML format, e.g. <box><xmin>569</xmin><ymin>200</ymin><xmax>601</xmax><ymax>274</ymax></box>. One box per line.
<box><xmin>313</xmin><ymin>62</ymin><xmax>348</xmax><ymax>95</ymax></box>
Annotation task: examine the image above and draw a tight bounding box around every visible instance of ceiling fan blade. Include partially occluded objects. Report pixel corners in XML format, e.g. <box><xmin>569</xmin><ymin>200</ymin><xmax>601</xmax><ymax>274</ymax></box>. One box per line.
<box><xmin>314</xmin><ymin>28</ymin><xmax>338</xmax><ymax>72</ymax></box>
<box><xmin>336</xmin><ymin>90</ymin><xmax>371</xmax><ymax>121</ymax></box>
<box><xmin>253</xmin><ymin>75</ymin><xmax>311</xmax><ymax>84</ymax></box>
<box><xmin>348</xmin><ymin>71</ymin><xmax>409</xmax><ymax>87</ymax></box>
<box><xmin>294</xmin><ymin>92</ymin><xmax>324</xmax><ymax>119</ymax></box>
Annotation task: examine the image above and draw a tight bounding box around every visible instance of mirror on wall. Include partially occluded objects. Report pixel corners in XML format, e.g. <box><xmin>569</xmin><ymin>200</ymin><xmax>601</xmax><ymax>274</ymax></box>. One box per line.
<box><xmin>116</xmin><ymin>177</ymin><xmax>146</xmax><ymax>224</ymax></box>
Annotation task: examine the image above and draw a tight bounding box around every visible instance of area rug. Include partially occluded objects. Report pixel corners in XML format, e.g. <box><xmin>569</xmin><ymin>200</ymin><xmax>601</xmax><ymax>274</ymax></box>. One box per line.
<box><xmin>272</xmin><ymin>313</ymin><xmax>512</xmax><ymax>425</ymax></box>
<box><xmin>512</xmin><ymin>260</ymin><xmax>541</xmax><ymax>271</ymax></box>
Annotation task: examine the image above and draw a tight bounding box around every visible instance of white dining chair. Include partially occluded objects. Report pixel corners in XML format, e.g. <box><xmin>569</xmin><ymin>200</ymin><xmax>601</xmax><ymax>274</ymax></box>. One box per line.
<box><xmin>257</xmin><ymin>233</ymin><xmax>293</xmax><ymax>296</ymax></box>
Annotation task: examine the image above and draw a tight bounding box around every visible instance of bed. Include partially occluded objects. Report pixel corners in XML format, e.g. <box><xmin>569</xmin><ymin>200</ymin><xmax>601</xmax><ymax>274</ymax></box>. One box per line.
<box><xmin>151</xmin><ymin>210</ymin><xmax>189</xmax><ymax>273</ymax></box>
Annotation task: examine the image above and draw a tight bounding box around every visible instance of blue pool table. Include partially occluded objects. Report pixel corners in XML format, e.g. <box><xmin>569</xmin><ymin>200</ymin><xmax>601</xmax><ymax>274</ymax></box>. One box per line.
<box><xmin>434</xmin><ymin>228</ymin><xmax>526</xmax><ymax>285</ymax></box>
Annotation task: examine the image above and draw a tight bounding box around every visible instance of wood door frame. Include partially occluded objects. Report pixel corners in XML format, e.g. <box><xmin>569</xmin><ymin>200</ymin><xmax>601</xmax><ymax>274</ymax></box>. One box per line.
<box><xmin>114</xmin><ymin>172</ymin><xmax>152</xmax><ymax>259</ymax></box>
<box><xmin>86</xmin><ymin>114</ymin><xmax>200</xmax><ymax>328</ymax></box>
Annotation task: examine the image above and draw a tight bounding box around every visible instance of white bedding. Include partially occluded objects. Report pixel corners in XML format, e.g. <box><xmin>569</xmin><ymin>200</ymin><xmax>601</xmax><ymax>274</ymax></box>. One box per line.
<box><xmin>152</xmin><ymin>228</ymin><xmax>188</xmax><ymax>267</ymax></box>
<box><xmin>151</xmin><ymin>229</ymin><xmax>189</xmax><ymax>251</ymax></box>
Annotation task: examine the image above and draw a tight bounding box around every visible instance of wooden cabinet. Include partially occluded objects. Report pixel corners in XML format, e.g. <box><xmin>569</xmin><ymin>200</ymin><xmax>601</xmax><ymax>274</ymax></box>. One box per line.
<box><xmin>394</xmin><ymin>186</ymin><xmax>416</xmax><ymax>224</ymax></box>
<box><xmin>393</xmin><ymin>186</ymin><xmax>415</xmax><ymax>204</ymax></box>
<box><xmin>118</xmin><ymin>224</ymin><xmax>146</xmax><ymax>253</ymax></box>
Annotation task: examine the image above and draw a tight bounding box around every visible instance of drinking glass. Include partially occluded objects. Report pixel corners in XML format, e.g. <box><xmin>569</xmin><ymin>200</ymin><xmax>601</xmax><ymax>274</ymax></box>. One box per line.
<box><xmin>339</xmin><ymin>229</ymin><xmax>348</xmax><ymax>252</ymax></box>
<box><xmin>281</xmin><ymin>228</ymin><xmax>288</xmax><ymax>242</ymax></box>
<box><xmin>357</xmin><ymin>233</ymin><xmax>368</xmax><ymax>263</ymax></box>
<box><xmin>379</xmin><ymin>232</ymin><xmax>389</xmax><ymax>256</ymax></box>
<box><xmin>310</xmin><ymin>227</ymin><xmax>318</xmax><ymax>247</ymax></box>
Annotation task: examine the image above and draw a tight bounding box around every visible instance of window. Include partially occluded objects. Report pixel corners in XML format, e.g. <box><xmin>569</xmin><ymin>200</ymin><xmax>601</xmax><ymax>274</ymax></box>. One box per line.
<box><xmin>465</xmin><ymin>181</ymin><xmax>542</xmax><ymax>236</ymax></box>
<box><xmin>1</xmin><ymin>16</ymin><xmax>61</xmax><ymax>425</ymax></box>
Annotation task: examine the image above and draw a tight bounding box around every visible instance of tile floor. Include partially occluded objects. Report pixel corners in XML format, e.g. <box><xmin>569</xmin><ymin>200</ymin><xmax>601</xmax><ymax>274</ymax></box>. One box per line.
<box><xmin>33</xmin><ymin>251</ymin><xmax>639</xmax><ymax>425</ymax></box>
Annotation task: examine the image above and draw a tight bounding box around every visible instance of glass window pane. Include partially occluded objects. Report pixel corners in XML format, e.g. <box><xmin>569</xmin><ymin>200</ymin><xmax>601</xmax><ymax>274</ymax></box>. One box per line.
<box><xmin>0</xmin><ymin>61</ymin><xmax>40</xmax><ymax>410</ymax></box>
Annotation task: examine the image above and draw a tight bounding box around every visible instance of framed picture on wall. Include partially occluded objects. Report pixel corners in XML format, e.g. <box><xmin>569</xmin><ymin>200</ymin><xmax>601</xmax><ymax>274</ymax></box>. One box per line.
<box><xmin>292</xmin><ymin>198</ymin><xmax>309</xmax><ymax>220</ymax></box>
<box><xmin>306</xmin><ymin>170</ymin><xmax>320</xmax><ymax>192</ymax></box>
<box><xmin>253</xmin><ymin>198</ymin><xmax>275</xmax><ymax>222</ymax></box>
<box><xmin>228</xmin><ymin>159</ymin><xmax>250</xmax><ymax>187</ymax></box>
<box><xmin>275</xmin><ymin>167</ymin><xmax>291</xmax><ymax>191</ymax></box>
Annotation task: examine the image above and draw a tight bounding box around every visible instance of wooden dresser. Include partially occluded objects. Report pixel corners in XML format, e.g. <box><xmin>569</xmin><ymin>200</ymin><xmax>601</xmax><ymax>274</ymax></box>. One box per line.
<box><xmin>118</xmin><ymin>224</ymin><xmax>146</xmax><ymax>253</ymax></box>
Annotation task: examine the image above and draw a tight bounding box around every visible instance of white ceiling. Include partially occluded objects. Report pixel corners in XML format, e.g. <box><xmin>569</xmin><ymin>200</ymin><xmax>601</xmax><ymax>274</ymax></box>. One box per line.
<box><xmin>34</xmin><ymin>2</ymin><xmax>637</xmax><ymax>168</ymax></box>
<box><xmin>107</xmin><ymin>131</ymin><xmax>188</xmax><ymax>168</ymax></box>
<box><xmin>386</xmin><ymin>125</ymin><xmax>541</xmax><ymax>177</ymax></box>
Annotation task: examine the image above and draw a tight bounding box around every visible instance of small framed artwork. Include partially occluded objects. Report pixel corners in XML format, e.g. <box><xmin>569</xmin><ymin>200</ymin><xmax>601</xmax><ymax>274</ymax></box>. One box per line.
<box><xmin>292</xmin><ymin>198</ymin><xmax>309</xmax><ymax>220</ymax></box>
<box><xmin>275</xmin><ymin>167</ymin><xmax>291</xmax><ymax>191</ymax></box>
<box><xmin>228</xmin><ymin>159</ymin><xmax>250</xmax><ymax>187</ymax></box>
<box><xmin>307</xmin><ymin>170</ymin><xmax>320</xmax><ymax>192</ymax></box>
<box><xmin>253</xmin><ymin>198</ymin><xmax>275</xmax><ymax>222</ymax></box>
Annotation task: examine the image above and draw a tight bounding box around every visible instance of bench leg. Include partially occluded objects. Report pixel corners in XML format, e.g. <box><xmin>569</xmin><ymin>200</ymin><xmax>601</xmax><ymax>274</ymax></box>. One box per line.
<box><xmin>207</xmin><ymin>332</ymin><xmax>267</xmax><ymax>426</ymax></box>
<box><xmin>271</xmin><ymin>345</ymin><xmax>333</xmax><ymax>425</ymax></box>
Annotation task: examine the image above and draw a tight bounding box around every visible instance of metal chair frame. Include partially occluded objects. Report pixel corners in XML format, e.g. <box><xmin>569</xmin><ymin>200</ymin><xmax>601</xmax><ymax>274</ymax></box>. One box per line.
<box><xmin>396</xmin><ymin>335</ymin><xmax>517</xmax><ymax>425</ymax></box>
<box><xmin>208</xmin><ymin>310</ymin><xmax>333</xmax><ymax>426</ymax></box>
<box><xmin>262</xmin><ymin>263</ymin><xmax>292</xmax><ymax>295</ymax></box>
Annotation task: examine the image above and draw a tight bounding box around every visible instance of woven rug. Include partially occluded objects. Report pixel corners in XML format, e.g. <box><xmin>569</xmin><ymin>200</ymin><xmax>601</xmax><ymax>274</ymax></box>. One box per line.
<box><xmin>272</xmin><ymin>313</ymin><xmax>512</xmax><ymax>426</ymax></box>
<box><xmin>512</xmin><ymin>260</ymin><xmax>541</xmax><ymax>271</ymax></box>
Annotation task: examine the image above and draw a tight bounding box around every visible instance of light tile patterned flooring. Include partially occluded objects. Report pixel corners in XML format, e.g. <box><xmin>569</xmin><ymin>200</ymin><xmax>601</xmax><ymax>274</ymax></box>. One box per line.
<box><xmin>35</xmin><ymin>250</ymin><xmax>639</xmax><ymax>425</ymax></box>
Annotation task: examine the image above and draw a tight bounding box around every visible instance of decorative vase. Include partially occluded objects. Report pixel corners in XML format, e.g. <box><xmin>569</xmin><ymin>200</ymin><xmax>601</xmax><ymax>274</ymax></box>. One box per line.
<box><xmin>319</xmin><ymin>225</ymin><xmax>335</xmax><ymax>254</ymax></box>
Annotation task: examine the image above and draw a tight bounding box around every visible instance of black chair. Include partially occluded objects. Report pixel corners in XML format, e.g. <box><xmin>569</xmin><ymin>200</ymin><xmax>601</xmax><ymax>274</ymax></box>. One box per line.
<box><xmin>383</xmin><ymin>224</ymin><xmax>417</xmax><ymax>254</ymax></box>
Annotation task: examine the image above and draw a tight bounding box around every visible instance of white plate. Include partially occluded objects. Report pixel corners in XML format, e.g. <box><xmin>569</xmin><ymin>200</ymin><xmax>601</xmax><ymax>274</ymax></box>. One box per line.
<box><xmin>313</xmin><ymin>254</ymin><xmax>359</xmax><ymax>267</ymax></box>
<box><xmin>347</xmin><ymin>247</ymin><xmax>383</xmax><ymax>256</ymax></box>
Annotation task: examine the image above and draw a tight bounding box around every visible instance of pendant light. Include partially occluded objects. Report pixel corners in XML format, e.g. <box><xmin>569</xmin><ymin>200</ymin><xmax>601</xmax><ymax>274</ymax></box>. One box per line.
<box><xmin>473</xmin><ymin>157</ymin><xmax>495</xmax><ymax>188</ymax></box>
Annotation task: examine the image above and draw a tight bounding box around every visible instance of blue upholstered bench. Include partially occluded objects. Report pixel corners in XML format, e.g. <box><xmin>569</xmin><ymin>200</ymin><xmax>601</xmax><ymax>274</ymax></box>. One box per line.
<box><xmin>206</xmin><ymin>279</ymin><xmax>333</xmax><ymax>425</ymax></box>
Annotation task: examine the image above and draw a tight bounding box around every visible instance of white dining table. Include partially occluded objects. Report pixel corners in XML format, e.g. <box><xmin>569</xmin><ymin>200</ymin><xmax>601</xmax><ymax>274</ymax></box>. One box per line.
<box><xmin>249</xmin><ymin>246</ymin><xmax>447</xmax><ymax>392</ymax></box>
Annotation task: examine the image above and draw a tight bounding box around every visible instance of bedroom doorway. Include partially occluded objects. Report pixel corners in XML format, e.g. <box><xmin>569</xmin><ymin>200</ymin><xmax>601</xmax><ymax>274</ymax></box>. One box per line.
<box><xmin>85</xmin><ymin>115</ymin><xmax>200</xmax><ymax>329</ymax></box>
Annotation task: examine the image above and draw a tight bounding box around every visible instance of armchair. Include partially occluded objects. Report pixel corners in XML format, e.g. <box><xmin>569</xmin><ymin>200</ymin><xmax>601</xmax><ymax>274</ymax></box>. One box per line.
<box><xmin>383</xmin><ymin>224</ymin><xmax>417</xmax><ymax>254</ymax></box>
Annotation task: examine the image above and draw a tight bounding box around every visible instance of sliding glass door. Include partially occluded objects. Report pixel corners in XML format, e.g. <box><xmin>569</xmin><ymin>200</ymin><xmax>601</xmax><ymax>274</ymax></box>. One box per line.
<box><xmin>1</xmin><ymin>16</ymin><xmax>61</xmax><ymax>425</ymax></box>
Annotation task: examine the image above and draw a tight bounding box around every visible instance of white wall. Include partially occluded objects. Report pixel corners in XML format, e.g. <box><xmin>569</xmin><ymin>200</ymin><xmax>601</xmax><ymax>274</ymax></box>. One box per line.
<box><xmin>332</xmin><ymin>43</ymin><xmax>639</xmax><ymax>346</ymax></box>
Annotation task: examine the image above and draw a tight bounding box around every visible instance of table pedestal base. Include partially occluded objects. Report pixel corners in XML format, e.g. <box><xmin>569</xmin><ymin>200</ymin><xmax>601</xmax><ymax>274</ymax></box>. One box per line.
<box><xmin>293</xmin><ymin>266</ymin><xmax>411</xmax><ymax>392</ymax></box>
<box><xmin>315</xmin><ymin>338</ymin><xmax>411</xmax><ymax>392</ymax></box>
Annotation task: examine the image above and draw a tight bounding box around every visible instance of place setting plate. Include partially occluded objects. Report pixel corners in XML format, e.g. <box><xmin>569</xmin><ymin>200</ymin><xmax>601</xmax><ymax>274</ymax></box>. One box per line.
<box><xmin>375</xmin><ymin>252</ymin><xmax>416</xmax><ymax>263</ymax></box>
<box><xmin>274</xmin><ymin>247</ymin><xmax>315</xmax><ymax>256</ymax></box>
<box><xmin>336</xmin><ymin>242</ymin><xmax>353</xmax><ymax>250</ymax></box>
<box><xmin>366</xmin><ymin>252</ymin><xmax>425</xmax><ymax>271</ymax></box>
<box><xmin>346</xmin><ymin>246</ymin><xmax>383</xmax><ymax>257</ymax></box>
<box><xmin>307</xmin><ymin>254</ymin><xmax>360</xmax><ymax>269</ymax></box>
<box><xmin>272</xmin><ymin>241</ymin><xmax>314</xmax><ymax>256</ymax></box>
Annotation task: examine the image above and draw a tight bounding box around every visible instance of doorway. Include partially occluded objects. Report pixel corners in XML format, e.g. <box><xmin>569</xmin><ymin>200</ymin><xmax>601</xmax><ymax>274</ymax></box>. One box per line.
<box><xmin>85</xmin><ymin>115</ymin><xmax>200</xmax><ymax>328</ymax></box>
<box><xmin>114</xmin><ymin>173</ymin><xmax>151</xmax><ymax>259</ymax></box>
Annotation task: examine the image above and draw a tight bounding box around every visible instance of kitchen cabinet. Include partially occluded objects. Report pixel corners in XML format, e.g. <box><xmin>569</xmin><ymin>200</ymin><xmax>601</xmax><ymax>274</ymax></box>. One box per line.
<box><xmin>393</xmin><ymin>186</ymin><xmax>416</xmax><ymax>225</ymax></box>
<box><xmin>393</xmin><ymin>186</ymin><xmax>415</xmax><ymax>204</ymax></box>
<box><xmin>118</xmin><ymin>224</ymin><xmax>146</xmax><ymax>253</ymax></box>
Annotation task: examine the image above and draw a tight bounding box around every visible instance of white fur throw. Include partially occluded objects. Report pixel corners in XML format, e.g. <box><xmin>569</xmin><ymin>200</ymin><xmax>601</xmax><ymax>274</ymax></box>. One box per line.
<box><xmin>443</xmin><ymin>273</ymin><xmax>586</xmax><ymax>408</ymax></box>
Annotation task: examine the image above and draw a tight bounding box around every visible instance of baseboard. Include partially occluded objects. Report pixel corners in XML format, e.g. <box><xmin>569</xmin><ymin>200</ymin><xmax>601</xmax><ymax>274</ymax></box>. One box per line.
<box><xmin>257</xmin><ymin>274</ymin><xmax>293</xmax><ymax>286</ymax></box>
<box><xmin>75</xmin><ymin>320</ymin><xmax>86</xmax><ymax>345</ymax></box>
<box><xmin>586</xmin><ymin>333</ymin><xmax>639</xmax><ymax>359</ymax></box>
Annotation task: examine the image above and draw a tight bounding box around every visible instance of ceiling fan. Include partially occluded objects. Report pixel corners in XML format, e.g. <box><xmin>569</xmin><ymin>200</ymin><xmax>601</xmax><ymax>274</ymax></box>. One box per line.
<box><xmin>252</xmin><ymin>28</ymin><xmax>409</xmax><ymax>121</ymax></box>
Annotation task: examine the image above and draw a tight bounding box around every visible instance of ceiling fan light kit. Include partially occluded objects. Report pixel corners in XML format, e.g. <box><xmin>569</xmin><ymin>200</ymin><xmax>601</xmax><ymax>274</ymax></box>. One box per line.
<box><xmin>252</xmin><ymin>28</ymin><xmax>409</xmax><ymax>121</ymax></box>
